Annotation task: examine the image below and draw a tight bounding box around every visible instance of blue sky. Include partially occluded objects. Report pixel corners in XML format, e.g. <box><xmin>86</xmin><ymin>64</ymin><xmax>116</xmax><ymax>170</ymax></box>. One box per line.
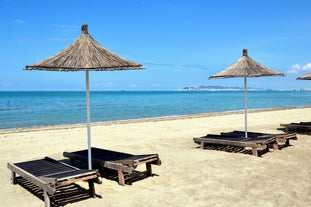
<box><xmin>1</xmin><ymin>0</ymin><xmax>311</xmax><ymax>91</ymax></box>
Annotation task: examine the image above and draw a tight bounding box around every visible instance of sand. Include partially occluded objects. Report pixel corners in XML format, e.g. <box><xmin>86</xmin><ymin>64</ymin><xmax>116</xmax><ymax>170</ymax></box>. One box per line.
<box><xmin>0</xmin><ymin>107</ymin><xmax>310</xmax><ymax>207</ymax></box>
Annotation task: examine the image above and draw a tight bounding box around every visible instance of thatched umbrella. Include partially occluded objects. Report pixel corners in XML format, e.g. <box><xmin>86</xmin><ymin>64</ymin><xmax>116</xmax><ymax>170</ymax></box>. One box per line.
<box><xmin>24</xmin><ymin>24</ymin><xmax>144</xmax><ymax>169</ymax></box>
<box><xmin>209</xmin><ymin>49</ymin><xmax>284</xmax><ymax>138</ymax></box>
<box><xmin>297</xmin><ymin>72</ymin><xmax>311</xmax><ymax>80</ymax></box>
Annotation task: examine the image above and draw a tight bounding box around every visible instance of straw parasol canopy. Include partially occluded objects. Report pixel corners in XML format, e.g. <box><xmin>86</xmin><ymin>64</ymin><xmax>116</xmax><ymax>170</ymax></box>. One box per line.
<box><xmin>24</xmin><ymin>24</ymin><xmax>144</xmax><ymax>169</ymax></box>
<box><xmin>209</xmin><ymin>49</ymin><xmax>284</xmax><ymax>78</ymax></box>
<box><xmin>209</xmin><ymin>49</ymin><xmax>284</xmax><ymax>138</ymax></box>
<box><xmin>297</xmin><ymin>72</ymin><xmax>311</xmax><ymax>80</ymax></box>
<box><xmin>25</xmin><ymin>24</ymin><xmax>143</xmax><ymax>71</ymax></box>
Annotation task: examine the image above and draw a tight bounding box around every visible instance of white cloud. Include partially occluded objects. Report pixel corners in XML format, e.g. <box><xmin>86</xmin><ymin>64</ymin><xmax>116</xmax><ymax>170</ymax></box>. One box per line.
<box><xmin>96</xmin><ymin>82</ymin><xmax>115</xmax><ymax>87</ymax></box>
<box><xmin>287</xmin><ymin>63</ymin><xmax>311</xmax><ymax>74</ymax></box>
<box><xmin>302</xmin><ymin>63</ymin><xmax>311</xmax><ymax>71</ymax></box>
<box><xmin>51</xmin><ymin>24</ymin><xmax>79</xmax><ymax>33</ymax></box>
<box><xmin>130</xmin><ymin>84</ymin><xmax>137</xmax><ymax>88</ymax></box>
<box><xmin>109</xmin><ymin>82</ymin><xmax>116</xmax><ymax>86</ymax></box>
<box><xmin>287</xmin><ymin>64</ymin><xmax>301</xmax><ymax>74</ymax></box>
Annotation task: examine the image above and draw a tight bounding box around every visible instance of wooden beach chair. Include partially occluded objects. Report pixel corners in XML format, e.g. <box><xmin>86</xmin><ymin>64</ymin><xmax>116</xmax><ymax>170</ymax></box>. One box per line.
<box><xmin>280</xmin><ymin>122</ymin><xmax>311</xmax><ymax>134</ymax></box>
<box><xmin>193</xmin><ymin>134</ymin><xmax>278</xmax><ymax>157</ymax></box>
<box><xmin>7</xmin><ymin>157</ymin><xmax>101</xmax><ymax>207</ymax></box>
<box><xmin>220</xmin><ymin>130</ymin><xmax>297</xmax><ymax>148</ymax></box>
<box><xmin>63</xmin><ymin>147</ymin><xmax>161</xmax><ymax>186</ymax></box>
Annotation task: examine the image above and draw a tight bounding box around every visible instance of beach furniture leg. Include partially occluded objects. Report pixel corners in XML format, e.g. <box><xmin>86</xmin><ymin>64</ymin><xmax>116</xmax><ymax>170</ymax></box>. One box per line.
<box><xmin>273</xmin><ymin>142</ymin><xmax>278</xmax><ymax>150</ymax></box>
<box><xmin>43</xmin><ymin>190</ymin><xmax>50</xmax><ymax>207</ymax></box>
<box><xmin>118</xmin><ymin>170</ymin><xmax>125</xmax><ymax>186</ymax></box>
<box><xmin>285</xmin><ymin>138</ymin><xmax>290</xmax><ymax>146</ymax></box>
<box><xmin>11</xmin><ymin>171</ymin><xmax>17</xmax><ymax>185</ymax></box>
<box><xmin>251</xmin><ymin>147</ymin><xmax>258</xmax><ymax>156</ymax></box>
<box><xmin>88</xmin><ymin>180</ymin><xmax>96</xmax><ymax>198</ymax></box>
<box><xmin>200</xmin><ymin>141</ymin><xmax>205</xmax><ymax>149</ymax></box>
<box><xmin>146</xmin><ymin>163</ymin><xmax>152</xmax><ymax>176</ymax></box>
<box><xmin>278</xmin><ymin>135</ymin><xmax>288</xmax><ymax>146</ymax></box>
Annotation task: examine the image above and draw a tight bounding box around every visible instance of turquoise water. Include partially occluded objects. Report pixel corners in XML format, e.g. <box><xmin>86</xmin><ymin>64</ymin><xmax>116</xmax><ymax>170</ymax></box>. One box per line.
<box><xmin>0</xmin><ymin>91</ymin><xmax>310</xmax><ymax>129</ymax></box>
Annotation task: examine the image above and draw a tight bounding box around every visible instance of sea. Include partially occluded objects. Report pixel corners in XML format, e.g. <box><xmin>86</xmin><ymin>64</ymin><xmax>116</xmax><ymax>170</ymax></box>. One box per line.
<box><xmin>0</xmin><ymin>91</ymin><xmax>310</xmax><ymax>130</ymax></box>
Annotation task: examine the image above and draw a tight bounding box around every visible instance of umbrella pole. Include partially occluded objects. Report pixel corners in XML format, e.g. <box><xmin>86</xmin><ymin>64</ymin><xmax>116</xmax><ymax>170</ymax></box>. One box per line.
<box><xmin>244</xmin><ymin>76</ymin><xmax>248</xmax><ymax>138</ymax></box>
<box><xmin>86</xmin><ymin>70</ymin><xmax>92</xmax><ymax>170</ymax></box>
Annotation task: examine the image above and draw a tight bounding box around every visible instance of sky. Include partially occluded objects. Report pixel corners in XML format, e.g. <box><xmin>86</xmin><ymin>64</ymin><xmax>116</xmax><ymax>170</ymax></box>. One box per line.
<box><xmin>1</xmin><ymin>0</ymin><xmax>311</xmax><ymax>91</ymax></box>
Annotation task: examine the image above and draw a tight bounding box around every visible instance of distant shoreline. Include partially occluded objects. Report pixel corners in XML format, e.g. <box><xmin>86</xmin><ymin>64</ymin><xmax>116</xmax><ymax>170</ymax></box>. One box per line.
<box><xmin>1</xmin><ymin>88</ymin><xmax>311</xmax><ymax>92</ymax></box>
<box><xmin>1</xmin><ymin>106</ymin><xmax>310</xmax><ymax>134</ymax></box>
<box><xmin>177</xmin><ymin>86</ymin><xmax>311</xmax><ymax>91</ymax></box>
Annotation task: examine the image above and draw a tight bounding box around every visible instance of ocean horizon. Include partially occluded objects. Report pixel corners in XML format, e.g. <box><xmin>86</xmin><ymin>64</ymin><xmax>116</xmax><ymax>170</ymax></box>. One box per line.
<box><xmin>1</xmin><ymin>90</ymin><xmax>310</xmax><ymax>130</ymax></box>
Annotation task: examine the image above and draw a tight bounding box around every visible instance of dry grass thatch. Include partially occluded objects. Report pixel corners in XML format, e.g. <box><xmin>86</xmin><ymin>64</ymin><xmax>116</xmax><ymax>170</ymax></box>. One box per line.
<box><xmin>297</xmin><ymin>72</ymin><xmax>311</xmax><ymax>80</ymax></box>
<box><xmin>24</xmin><ymin>24</ymin><xmax>144</xmax><ymax>71</ymax></box>
<box><xmin>209</xmin><ymin>49</ymin><xmax>284</xmax><ymax>79</ymax></box>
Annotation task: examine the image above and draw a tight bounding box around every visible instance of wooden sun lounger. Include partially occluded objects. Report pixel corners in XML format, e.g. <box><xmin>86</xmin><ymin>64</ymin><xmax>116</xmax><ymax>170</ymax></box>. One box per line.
<box><xmin>220</xmin><ymin>131</ymin><xmax>297</xmax><ymax>147</ymax></box>
<box><xmin>7</xmin><ymin>157</ymin><xmax>101</xmax><ymax>207</ymax></box>
<box><xmin>63</xmin><ymin>147</ymin><xmax>161</xmax><ymax>186</ymax></box>
<box><xmin>280</xmin><ymin>122</ymin><xmax>311</xmax><ymax>134</ymax></box>
<box><xmin>193</xmin><ymin>134</ymin><xmax>278</xmax><ymax>157</ymax></box>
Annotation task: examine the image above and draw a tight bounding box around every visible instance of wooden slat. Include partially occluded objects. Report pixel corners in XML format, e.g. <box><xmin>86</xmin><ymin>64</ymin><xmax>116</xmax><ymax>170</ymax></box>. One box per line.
<box><xmin>57</xmin><ymin>174</ymin><xmax>99</xmax><ymax>187</ymax></box>
<box><xmin>133</xmin><ymin>157</ymin><xmax>160</xmax><ymax>166</ymax></box>
<box><xmin>220</xmin><ymin>130</ymin><xmax>297</xmax><ymax>146</ymax></box>
<box><xmin>103</xmin><ymin>161</ymin><xmax>133</xmax><ymax>173</ymax></box>
<box><xmin>194</xmin><ymin>137</ymin><xmax>257</xmax><ymax>148</ymax></box>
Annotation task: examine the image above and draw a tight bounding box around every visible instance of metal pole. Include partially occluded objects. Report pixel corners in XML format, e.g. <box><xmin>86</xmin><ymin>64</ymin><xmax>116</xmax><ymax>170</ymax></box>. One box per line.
<box><xmin>244</xmin><ymin>76</ymin><xmax>248</xmax><ymax>138</ymax></box>
<box><xmin>86</xmin><ymin>70</ymin><xmax>92</xmax><ymax>170</ymax></box>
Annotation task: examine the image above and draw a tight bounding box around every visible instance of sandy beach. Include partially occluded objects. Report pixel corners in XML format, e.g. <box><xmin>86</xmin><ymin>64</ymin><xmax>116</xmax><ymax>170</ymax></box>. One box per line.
<box><xmin>1</xmin><ymin>107</ymin><xmax>310</xmax><ymax>207</ymax></box>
